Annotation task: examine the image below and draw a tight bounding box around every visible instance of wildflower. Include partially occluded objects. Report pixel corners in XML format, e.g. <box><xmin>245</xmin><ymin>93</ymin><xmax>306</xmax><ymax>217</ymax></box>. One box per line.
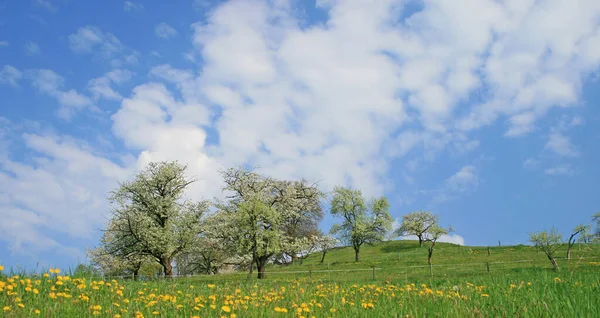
<box><xmin>554</xmin><ymin>277</ymin><xmax>562</xmax><ymax>283</ymax></box>
<box><xmin>222</xmin><ymin>305</ymin><xmax>231</xmax><ymax>313</ymax></box>
<box><xmin>481</xmin><ymin>294</ymin><xmax>489</xmax><ymax>297</ymax></box>
<box><xmin>152</xmin><ymin>311</ymin><xmax>159</xmax><ymax>315</ymax></box>
<box><xmin>208</xmin><ymin>284</ymin><xmax>216</xmax><ymax>289</ymax></box>
<box><xmin>17</xmin><ymin>303</ymin><xmax>25</xmax><ymax>308</ymax></box>
<box><xmin>3</xmin><ymin>306</ymin><xmax>11</xmax><ymax>312</ymax></box>
<box><xmin>0</xmin><ymin>265</ymin><xmax>4</xmax><ymax>271</ymax></box>
<box><xmin>35</xmin><ymin>309</ymin><xmax>41</xmax><ymax>314</ymax></box>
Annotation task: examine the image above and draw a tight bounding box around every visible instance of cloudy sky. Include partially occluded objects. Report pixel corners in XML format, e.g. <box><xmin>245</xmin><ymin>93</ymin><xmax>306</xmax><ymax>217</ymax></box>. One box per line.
<box><xmin>1</xmin><ymin>0</ymin><xmax>600</xmax><ymax>270</ymax></box>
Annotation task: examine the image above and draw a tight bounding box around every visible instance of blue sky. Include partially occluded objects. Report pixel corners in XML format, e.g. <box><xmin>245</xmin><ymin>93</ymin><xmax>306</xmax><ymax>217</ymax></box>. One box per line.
<box><xmin>1</xmin><ymin>0</ymin><xmax>600</xmax><ymax>271</ymax></box>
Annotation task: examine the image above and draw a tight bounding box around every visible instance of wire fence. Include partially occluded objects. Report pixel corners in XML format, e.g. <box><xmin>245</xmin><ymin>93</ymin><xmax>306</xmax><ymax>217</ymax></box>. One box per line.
<box><xmin>92</xmin><ymin>255</ymin><xmax>600</xmax><ymax>282</ymax></box>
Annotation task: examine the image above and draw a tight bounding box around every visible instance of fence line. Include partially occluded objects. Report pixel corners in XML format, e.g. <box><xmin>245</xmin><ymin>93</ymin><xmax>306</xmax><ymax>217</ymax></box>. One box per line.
<box><xmin>72</xmin><ymin>256</ymin><xmax>600</xmax><ymax>281</ymax></box>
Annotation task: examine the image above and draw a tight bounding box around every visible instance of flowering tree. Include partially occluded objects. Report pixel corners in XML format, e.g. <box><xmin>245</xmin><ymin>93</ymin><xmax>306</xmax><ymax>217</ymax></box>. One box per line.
<box><xmin>394</xmin><ymin>211</ymin><xmax>439</xmax><ymax>247</ymax></box>
<box><xmin>423</xmin><ymin>225</ymin><xmax>452</xmax><ymax>265</ymax></box>
<box><xmin>566</xmin><ymin>224</ymin><xmax>590</xmax><ymax>260</ymax></box>
<box><xmin>313</xmin><ymin>234</ymin><xmax>339</xmax><ymax>264</ymax></box>
<box><xmin>330</xmin><ymin>186</ymin><xmax>393</xmax><ymax>262</ymax></box>
<box><xmin>529</xmin><ymin>227</ymin><xmax>563</xmax><ymax>271</ymax></box>
<box><xmin>214</xmin><ymin>167</ymin><xmax>323</xmax><ymax>279</ymax></box>
<box><xmin>86</xmin><ymin>226</ymin><xmax>152</xmax><ymax>280</ymax></box>
<box><xmin>104</xmin><ymin>161</ymin><xmax>210</xmax><ymax>278</ymax></box>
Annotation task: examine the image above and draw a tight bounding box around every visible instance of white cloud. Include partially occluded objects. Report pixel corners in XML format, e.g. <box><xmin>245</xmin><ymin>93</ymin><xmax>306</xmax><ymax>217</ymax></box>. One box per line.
<box><xmin>397</xmin><ymin>234</ymin><xmax>465</xmax><ymax>246</ymax></box>
<box><xmin>4</xmin><ymin>0</ymin><xmax>600</xmax><ymax>258</ymax></box>
<box><xmin>68</xmin><ymin>26</ymin><xmax>139</xmax><ymax>67</ymax></box>
<box><xmin>25</xmin><ymin>41</ymin><xmax>41</xmax><ymax>56</ymax></box>
<box><xmin>0</xmin><ymin>65</ymin><xmax>23</xmax><ymax>87</ymax></box>
<box><xmin>446</xmin><ymin>165</ymin><xmax>479</xmax><ymax>192</ymax></box>
<box><xmin>0</xmin><ymin>41</ymin><xmax>8</xmax><ymax>47</ymax></box>
<box><xmin>545</xmin><ymin>164</ymin><xmax>575</xmax><ymax>176</ymax></box>
<box><xmin>545</xmin><ymin>131</ymin><xmax>580</xmax><ymax>157</ymax></box>
<box><xmin>123</xmin><ymin>1</ymin><xmax>144</xmax><ymax>12</ymax></box>
<box><xmin>155</xmin><ymin>22</ymin><xmax>178</xmax><ymax>39</ymax></box>
<box><xmin>0</xmin><ymin>128</ymin><xmax>130</xmax><ymax>258</ymax></box>
<box><xmin>431</xmin><ymin>165</ymin><xmax>479</xmax><ymax>203</ymax></box>
<box><xmin>34</xmin><ymin>0</ymin><xmax>57</xmax><ymax>12</ymax></box>
<box><xmin>28</xmin><ymin>69</ymin><xmax>93</xmax><ymax>120</ymax></box>
<box><xmin>523</xmin><ymin>157</ymin><xmax>540</xmax><ymax>169</ymax></box>
<box><xmin>87</xmin><ymin>69</ymin><xmax>133</xmax><ymax>101</ymax></box>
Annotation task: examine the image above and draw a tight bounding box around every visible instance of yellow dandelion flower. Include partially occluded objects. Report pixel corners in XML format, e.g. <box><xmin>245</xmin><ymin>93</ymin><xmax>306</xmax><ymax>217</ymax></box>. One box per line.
<box><xmin>0</xmin><ymin>265</ymin><xmax>4</xmax><ymax>271</ymax></box>
<box><xmin>231</xmin><ymin>314</ymin><xmax>237</xmax><ymax>318</ymax></box>
<box><xmin>222</xmin><ymin>305</ymin><xmax>231</xmax><ymax>313</ymax></box>
<box><xmin>481</xmin><ymin>294</ymin><xmax>489</xmax><ymax>297</ymax></box>
<box><xmin>35</xmin><ymin>309</ymin><xmax>41</xmax><ymax>314</ymax></box>
<box><xmin>17</xmin><ymin>303</ymin><xmax>25</xmax><ymax>308</ymax></box>
<box><xmin>3</xmin><ymin>306</ymin><xmax>11</xmax><ymax>312</ymax></box>
<box><xmin>152</xmin><ymin>311</ymin><xmax>159</xmax><ymax>315</ymax></box>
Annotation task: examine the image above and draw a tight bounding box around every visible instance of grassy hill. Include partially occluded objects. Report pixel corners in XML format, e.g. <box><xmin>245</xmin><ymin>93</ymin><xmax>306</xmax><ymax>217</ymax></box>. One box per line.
<box><xmin>252</xmin><ymin>240</ymin><xmax>600</xmax><ymax>283</ymax></box>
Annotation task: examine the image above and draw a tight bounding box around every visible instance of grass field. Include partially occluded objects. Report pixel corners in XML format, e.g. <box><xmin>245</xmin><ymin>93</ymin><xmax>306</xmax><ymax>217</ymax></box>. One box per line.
<box><xmin>2</xmin><ymin>240</ymin><xmax>600</xmax><ymax>317</ymax></box>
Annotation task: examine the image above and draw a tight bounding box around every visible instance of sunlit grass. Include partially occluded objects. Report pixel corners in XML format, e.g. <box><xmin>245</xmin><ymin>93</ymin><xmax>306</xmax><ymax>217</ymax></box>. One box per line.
<box><xmin>2</xmin><ymin>241</ymin><xmax>600</xmax><ymax>317</ymax></box>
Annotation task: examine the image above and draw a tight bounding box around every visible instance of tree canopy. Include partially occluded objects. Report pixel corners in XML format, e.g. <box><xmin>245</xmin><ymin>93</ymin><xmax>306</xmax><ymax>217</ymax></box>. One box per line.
<box><xmin>102</xmin><ymin>161</ymin><xmax>210</xmax><ymax>278</ymax></box>
<box><xmin>394</xmin><ymin>211</ymin><xmax>440</xmax><ymax>247</ymax></box>
<box><xmin>330</xmin><ymin>186</ymin><xmax>393</xmax><ymax>262</ymax></box>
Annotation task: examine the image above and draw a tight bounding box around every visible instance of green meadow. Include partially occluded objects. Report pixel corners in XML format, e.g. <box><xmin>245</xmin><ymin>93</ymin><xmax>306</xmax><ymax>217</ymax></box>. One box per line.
<box><xmin>2</xmin><ymin>240</ymin><xmax>600</xmax><ymax>317</ymax></box>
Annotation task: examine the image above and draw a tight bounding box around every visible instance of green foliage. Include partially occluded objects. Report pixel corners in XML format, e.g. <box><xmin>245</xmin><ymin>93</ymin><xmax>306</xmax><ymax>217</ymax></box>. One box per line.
<box><xmin>395</xmin><ymin>210</ymin><xmax>440</xmax><ymax>246</ymax></box>
<box><xmin>71</xmin><ymin>264</ymin><xmax>100</xmax><ymax>278</ymax></box>
<box><xmin>212</xmin><ymin>167</ymin><xmax>324</xmax><ymax>278</ymax></box>
<box><xmin>103</xmin><ymin>161</ymin><xmax>210</xmax><ymax>277</ymax></box>
<box><xmin>330</xmin><ymin>186</ymin><xmax>393</xmax><ymax>262</ymax></box>
<box><xmin>529</xmin><ymin>227</ymin><xmax>563</xmax><ymax>270</ymax></box>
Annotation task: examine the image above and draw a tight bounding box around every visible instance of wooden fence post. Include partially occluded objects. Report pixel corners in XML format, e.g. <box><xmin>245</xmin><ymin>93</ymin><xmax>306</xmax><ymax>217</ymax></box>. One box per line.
<box><xmin>372</xmin><ymin>267</ymin><xmax>376</xmax><ymax>280</ymax></box>
<box><xmin>486</xmin><ymin>262</ymin><xmax>490</xmax><ymax>273</ymax></box>
<box><xmin>309</xmin><ymin>270</ymin><xmax>312</xmax><ymax>280</ymax></box>
<box><xmin>429</xmin><ymin>264</ymin><xmax>433</xmax><ymax>277</ymax></box>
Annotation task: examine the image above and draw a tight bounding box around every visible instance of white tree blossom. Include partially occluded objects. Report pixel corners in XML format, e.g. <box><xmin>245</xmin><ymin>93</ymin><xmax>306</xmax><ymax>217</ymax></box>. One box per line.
<box><xmin>330</xmin><ymin>186</ymin><xmax>393</xmax><ymax>262</ymax></box>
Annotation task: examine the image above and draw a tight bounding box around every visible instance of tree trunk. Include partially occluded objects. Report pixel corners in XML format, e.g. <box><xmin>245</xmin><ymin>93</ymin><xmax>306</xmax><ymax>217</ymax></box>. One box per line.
<box><xmin>255</xmin><ymin>256</ymin><xmax>269</xmax><ymax>279</ymax></box>
<box><xmin>567</xmin><ymin>245</ymin><xmax>572</xmax><ymax>260</ymax></box>
<box><xmin>160</xmin><ymin>258</ymin><xmax>174</xmax><ymax>278</ymax></box>
<box><xmin>418</xmin><ymin>235</ymin><xmax>423</xmax><ymax>247</ymax></box>
<box><xmin>354</xmin><ymin>248</ymin><xmax>360</xmax><ymax>262</ymax></box>
<box><xmin>320</xmin><ymin>250</ymin><xmax>327</xmax><ymax>264</ymax></box>
<box><xmin>291</xmin><ymin>254</ymin><xmax>298</xmax><ymax>265</ymax></box>
<box><xmin>133</xmin><ymin>268</ymin><xmax>139</xmax><ymax>281</ymax></box>
<box><xmin>548</xmin><ymin>255</ymin><xmax>559</xmax><ymax>271</ymax></box>
<box><xmin>427</xmin><ymin>248</ymin><xmax>433</xmax><ymax>265</ymax></box>
<box><xmin>258</xmin><ymin>263</ymin><xmax>267</xmax><ymax>279</ymax></box>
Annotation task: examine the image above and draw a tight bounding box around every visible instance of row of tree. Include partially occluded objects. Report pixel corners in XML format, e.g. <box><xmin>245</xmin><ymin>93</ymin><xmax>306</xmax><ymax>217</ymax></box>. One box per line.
<box><xmin>88</xmin><ymin>161</ymin><xmax>457</xmax><ymax>279</ymax></box>
<box><xmin>529</xmin><ymin>214</ymin><xmax>600</xmax><ymax>271</ymax></box>
<box><xmin>88</xmin><ymin>160</ymin><xmax>599</xmax><ymax>279</ymax></box>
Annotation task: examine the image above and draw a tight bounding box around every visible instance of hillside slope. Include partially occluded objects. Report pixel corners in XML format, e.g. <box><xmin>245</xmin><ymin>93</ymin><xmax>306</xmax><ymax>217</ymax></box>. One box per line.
<box><xmin>259</xmin><ymin>240</ymin><xmax>600</xmax><ymax>282</ymax></box>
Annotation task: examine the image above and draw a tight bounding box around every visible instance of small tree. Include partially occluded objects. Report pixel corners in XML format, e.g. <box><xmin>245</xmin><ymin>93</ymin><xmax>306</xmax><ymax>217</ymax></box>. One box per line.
<box><xmin>423</xmin><ymin>225</ymin><xmax>451</xmax><ymax>265</ymax></box>
<box><xmin>330</xmin><ymin>186</ymin><xmax>393</xmax><ymax>262</ymax></box>
<box><xmin>314</xmin><ymin>235</ymin><xmax>339</xmax><ymax>264</ymax></box>
<box><xmin>566</xmin><ymin>224</ymin><xmax>590</xmax><ymax>260</ymax></box>
<box><xmin>87</xmin><ymin>225</ymin><xmax>152</xmax><ymax>280</ymax></box>
<box><xmin>529</xmin><ymin>227</ymin><xmax>563</xmax><ymax>271</ymax></box>
<box><xmin>394</xmin><ymin>211</ymin><xmax>439</xmax><ymax>247</ymax></box>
